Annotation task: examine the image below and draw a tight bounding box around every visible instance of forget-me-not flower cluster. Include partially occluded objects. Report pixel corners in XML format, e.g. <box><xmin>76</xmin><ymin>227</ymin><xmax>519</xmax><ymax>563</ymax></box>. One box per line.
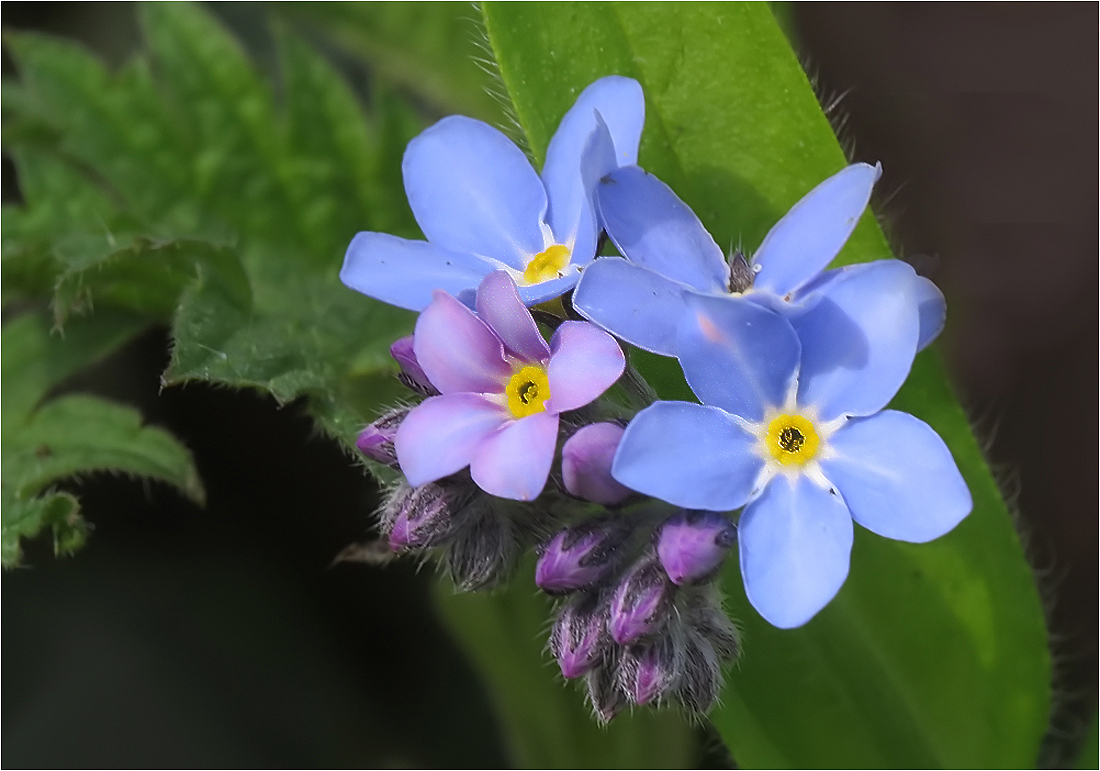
<box><xmin>340</xmin><ymin>75</ymin><xmax>971</xmax><ymax>719</ymax></box>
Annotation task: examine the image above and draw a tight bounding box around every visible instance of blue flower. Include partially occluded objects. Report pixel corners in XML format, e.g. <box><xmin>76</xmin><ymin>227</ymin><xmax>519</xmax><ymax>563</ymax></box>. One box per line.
<box><xmin>572</xmin><ymin>163</ymin><xmax>946</xmax><ymax>356</ymax></box>
<box><xmin>610</xmin><ymin>284</ymin><xmax>972</xmax><ymax>628</ymax></box>
<box><xmin>341</xmin><ymin>76</ymin><xmax>645</xmax><ymax>311</ymax></box>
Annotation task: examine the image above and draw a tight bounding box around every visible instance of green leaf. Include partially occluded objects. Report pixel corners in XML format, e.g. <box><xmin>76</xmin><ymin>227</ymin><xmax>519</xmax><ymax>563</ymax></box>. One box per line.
<box><xmin>1075</xmin><ymin>710</ymin><xmax>1098</xmax><ymax>770</ymax></box>
<box><xmin>435</xmin><ymin>565</ymin><xmax>695</xmax><ymax>769</ymax></box>
<box><xmin>3</xmin><ymin>5</ymin><xmax>426</xmax><ymax>446</ymax></box>
<box><xmin>0</xmin><ymin>308</ymin><xmax>147</xmax><ymax>433</ymax></box>
<box><xmin>1</xmin><ymin>311</ymin><xmax>203</xmax><ymax>566</ymax></box>
<box><xmin>3</xmin><ymin>394</ymin><xmax>204</xmax><ymax>503</ymax></box>
<box><xmin>273</xmin><ymin>2</ymin><xmax>504</xmax><ymax>122</ymax></box>
<box><xmin>478</xmin><ymin>3</ymin><xmax>1050</xmax><ymax>767</ymax></box>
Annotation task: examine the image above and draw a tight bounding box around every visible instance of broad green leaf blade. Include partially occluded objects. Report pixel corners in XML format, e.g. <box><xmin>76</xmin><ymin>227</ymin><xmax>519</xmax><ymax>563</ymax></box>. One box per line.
<box><xmin>481</xmin><ymin>2</ymin><xmax>1049</xmax><ymax>767</ymax></box>
<box><xmin>3</xmin><ymin>394</ymin><xmax>204</xmax><ymax>504</ymax></box>
<box><xmin>435</xmin><ymin>568</ymin><xmax>695</xmax><ymax>769</ymax></box>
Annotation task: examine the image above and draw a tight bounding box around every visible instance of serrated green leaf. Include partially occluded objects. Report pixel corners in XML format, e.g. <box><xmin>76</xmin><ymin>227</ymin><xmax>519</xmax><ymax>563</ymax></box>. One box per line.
<box><xmin>435</xmin><ymin>566</ymin><xmax>695</xmax><ymax>769</ymax></box>
<box><xmin>1</xmin><ymin>311</ymin><xmax>203</xmax><ymax>567</ymax></box>
<box><xmin>3</xmin><ymin>394</ymin><xmax>204</xmax><ymax>503</ymax></box>
<box><xmin>475</xmin><ymin>3</ymin><xmax>1050</xmax><ymax>767</ymax></box>
<box><xmin>3</xmin><ymin>5</ymin><xmax>426</xmax><ymax>445</ymax></box>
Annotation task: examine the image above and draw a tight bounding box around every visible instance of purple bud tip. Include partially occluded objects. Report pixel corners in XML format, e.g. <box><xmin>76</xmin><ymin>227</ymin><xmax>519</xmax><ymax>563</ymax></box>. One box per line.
<box><xmin>630</xmin><ymin>647</ymin><xmax>663</xmax><ymax>705</ymax></box>
<box><xmin>536</xmin><ymin>519</ymin><xmax>627</xmax><ymax>594</ymax></box>
<box><xmin>356</xmin><ymin>425</ymin><xmax>395</xmax><ymax>464</ymax></box>
<box><xmin>390</xmin><ymin>335</ymin><xmax>435</xmax><ymax>394</ymax></box>
<box><xmin>550</xmin><ymin>598</ymin><xmax>606</xmax><ymax>678</ymax></box>
<box><xmin>657</xmin><ymin>510</ymin><xmax>737</xmax><ymax>585</ymax></box>
<box><xmin>561</xmin><ymin>423</ymin><xmax>633</xmax><ymax>506</ymax></box>
<box><xmin>609</xmin><ymin>561</ymin><xmax>671</xmax><ymax>645</ymax></box>
<box><xmin>388</xmin><ymin>510</ymin><xmax>412</xmax><ymax>551</ymax></box>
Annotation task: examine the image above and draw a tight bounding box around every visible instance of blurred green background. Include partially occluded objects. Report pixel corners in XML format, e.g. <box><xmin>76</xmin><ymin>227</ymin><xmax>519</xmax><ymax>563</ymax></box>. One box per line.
<box><xmin>2</xmin><ymin>3</ymin><xmax>1095</xmax><ymax>766</ymax></box>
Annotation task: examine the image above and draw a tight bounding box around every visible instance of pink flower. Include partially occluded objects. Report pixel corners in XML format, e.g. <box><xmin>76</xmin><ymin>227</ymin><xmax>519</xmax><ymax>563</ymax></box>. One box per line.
<box><xmin>395</xmin><ymin>271</ymin><xmax>625</xmax><ymax>501</ymax></box>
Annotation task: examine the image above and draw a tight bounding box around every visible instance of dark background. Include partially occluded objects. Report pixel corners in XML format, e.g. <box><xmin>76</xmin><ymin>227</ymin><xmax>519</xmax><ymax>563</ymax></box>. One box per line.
<box><xmin>3</xmin><ymin>3</ymin><xmax>1096</xmax><ymax>767</ymax></box>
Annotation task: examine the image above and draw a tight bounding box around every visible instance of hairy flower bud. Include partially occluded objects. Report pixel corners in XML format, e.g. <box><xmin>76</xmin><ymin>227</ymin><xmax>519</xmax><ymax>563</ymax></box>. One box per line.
<box><xmin>384</xmin><ymin>483</ymin><xmax>460</xmax><ymax>551</ymax></box>
<box><xmin>676</xmin><ymin>630</ymin><xmax>723</xmax><ymax>714</ymax></box>
<box><xmin>618</xmin><ymin>634</ymin><xmax>682</xmax><ymax>706</ymax></box>
<box><xmin>608</xmin><ymin>557</ymin><xmax>674</xmax><ymax>645</ymax></box>
<box><xmin>656</xmin><ymin>510</ymin><xmax>737</xmax><ymax>585</ymax></box>
<box><xmin>536</xmin><ymin>516</ymin><xmax>632</xmax><ymax>594</ymax></box>
<box><xmin>549</xmin><ymin>593</ymin><xmax>609</xmax><ymax>679</ymax></box>
<box><xmin>445</xmin><ymin>500</ymin><xmax>524</xmax><ymax>591</ymax></box>
<box><xmin>585</xmin><ymin>661</ymin><xmax>627</xmax><ymax>725</ymax></box>
<box><xmin>356</xmin><ymin>407</ymin><xmax>409</xmax><ymax>465</ymax></box>
<box><xmin>561</xmin><ymin>423</ymin><xmax>633</xmax><ymax>505</ymax></box>
<box><xmin>389</xmin><ymin>335</ymin><xmax>437</xmax><ymax>395</ymax></box>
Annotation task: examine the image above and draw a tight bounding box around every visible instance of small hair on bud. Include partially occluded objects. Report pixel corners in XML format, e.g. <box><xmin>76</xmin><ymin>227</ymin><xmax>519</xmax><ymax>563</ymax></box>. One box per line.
<box><xmin>675</xmin><ymin>631</ymin><xmax>723</xmax><ymax>715</ymax></box>
<box><xmin>445</xmin><ymin>498</ymin><xmax>524</xmax><ymax>591</ymax></box>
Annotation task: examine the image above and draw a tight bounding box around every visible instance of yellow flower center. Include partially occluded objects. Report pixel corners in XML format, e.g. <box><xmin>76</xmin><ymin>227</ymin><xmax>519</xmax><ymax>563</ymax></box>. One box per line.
<box><xmin>506</xmin><ymin>365</ymin><xmax>551</xmax><ymax>418</ymax></box>
<box><xmin>764</xmin><ymin>414</ymin><xmax>820</xmax><ymax>466</ymax></box>
<box><xmin>523</xmin><ymin>244</ymin><xmax>571</xmax><ymax>285</ymax></box>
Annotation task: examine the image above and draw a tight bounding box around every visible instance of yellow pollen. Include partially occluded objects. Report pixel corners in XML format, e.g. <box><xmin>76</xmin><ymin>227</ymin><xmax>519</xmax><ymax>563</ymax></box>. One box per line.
<box><xmin>765</xmin><ymin>414</ymin><xmax>820</xmax><ymax>466</ymax></box>
<box><xmin>523</xmin><ymin>244</ymin><xmax>571</xmax><ymax>285</ymax></box>
<box><xmin>506</xmin><ymin>365</ymin><xmax>551</xmax><ymax>418</ymax></box>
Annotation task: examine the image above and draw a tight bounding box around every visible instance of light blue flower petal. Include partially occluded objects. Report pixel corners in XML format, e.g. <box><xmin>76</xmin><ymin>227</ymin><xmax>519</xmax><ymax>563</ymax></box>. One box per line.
<box><xmin>476</xmin><ymin>271</ymin><xmax>551</xmax><ymax>363</ymax></box>
<box><xmin>543</xmin><ymin>76</ymin><xmax>644</xmax><ymax>247</ymax></box>
<box><xmin>752</xmin><ymin>163</ymin><xmax>881</xmax><ymax>297</ymax></box>
<box><xmin>341</xmin><ymin>232</ymin><xmax>490</xmax><ymax>312</ymax></box>
<box><xmin>793</xmin><ymin>262</ymin><xmax>946</xmax><ymax>352</ymax></box>
<box><xmin>572</xmin><ymin>258</ymin><xmax>687</xmax><ymax>356</ymax></box>
<box><xmin>612</xmin><ymin>402</ymin><xmax>761</xmax><ymax>511</ymax></box>
<box><xmin>403</xmin><ymin>115</ymin><xmax>547</xmax><ymax>267</ymax></box>
<box><xmin>395</xmin><ymin>393</ymin><xmax>507</xmax><ymax>487</ymax></box>
<box><xmin>739</xmin><ymin>474</ymin><xmax>854</xmax><ymax>629</ymax></box>
<box><xmin>821</xmin><ymin>410</ymin><xmax>972</xmax><ymax>542</ymax></box>
<box><xmin>915</xmin><ymin>276</ymin><xmax>946</xmax><ymax>351</ymax></box>
<box><xmin>470</xmin><ymin>411</ymin><xmax>559</xmax><ymax>500</ymax></box>
<box><xmin>597</xmin><ymin>166</ymin><xmax>729</xmax><ymax>292</ymax></box>
<box><xmin>413</xmin><ymin>291</ymin><xmax>510</xmax><ymax>394</ymax></box>
<box><xmin>546</xmin><ymin>321</ymin><xmax>624</xmax><ymax>413</ymax></box>
<box><xmin>678</xmin><ymin>293</ymin><xmax>801</xmax><ymax>422</ymax></box>
<box><xmin>792</xmin><ymin>259</ymin><xmax>920</xmax><ymax>421</ymax></box>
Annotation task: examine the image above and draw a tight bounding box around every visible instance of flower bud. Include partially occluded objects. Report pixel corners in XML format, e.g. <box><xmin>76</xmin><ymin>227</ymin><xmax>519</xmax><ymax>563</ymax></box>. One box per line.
<box><xmin>390</xmin><ymin>335</ymin><xmax>437</xmax><ymax>395</ymax></box>
<box><xmin>608</xmin><ymin>557</ymin><xmax>674</xmax><ymax>645</ymax></box>
<box><xmin>355</xmin><ymin>408</ymin><xmax>409</xmax><ymax>465</ymax></box>
<box><xmin>585</xmin><ymin>662</ymin><xmax>627</xmax><ymax>725</ymax></box>
<box><xmin>549</xmin><ymin>593</ymin><xmax>608</xmax><ymax>679</ymax></box>
<box><xmin>385</xmin><ymin>483</ymin><xmax>456</xmax><ymax>551</ymax></box>
<box><xmin>656</xmin><ymin>510</ymin><xmax>736</xmax><ymax>585</ymax></box>
<box><xmin>445</xmin><ymin>499</ymin><xmax>522</xmax><ymax>591</ymax></box>
<box><xmin>618</xmin><ymin>635</ymin><xmax>681</xmax><ymax>706</ymax></box>
<box><xmin>675</xmin><ymin>631</ymin><xmax>723</xmax><ymax>714</ymax></box>
<box><xmin>535</xmin><ymin>516</ymin><xmax>632</xmax><ymax>594</ymax></box>
<box><xmin>561</xmin><ymin>423</ymin><xmax>633</xmax><ymax>505</ymax></box>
